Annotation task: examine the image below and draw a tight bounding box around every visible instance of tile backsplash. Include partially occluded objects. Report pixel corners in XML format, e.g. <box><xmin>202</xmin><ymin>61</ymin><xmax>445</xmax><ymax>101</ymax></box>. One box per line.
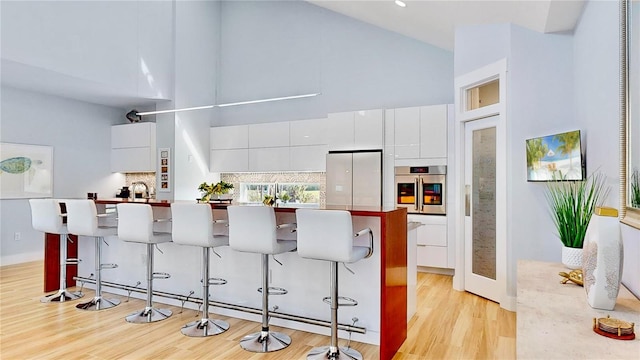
<box><xmin>221</xmin><ymin>172</ymin><xmax>326</xmax><ymax>206</ymax></box>
<box><xmin>125</xmin><ymin>172</ymin><xmax>157</xmax><ymax>196</ymax></box>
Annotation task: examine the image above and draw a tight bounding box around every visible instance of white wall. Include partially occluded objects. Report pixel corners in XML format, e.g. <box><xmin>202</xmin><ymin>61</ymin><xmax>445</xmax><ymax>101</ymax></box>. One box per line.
<box><xmin>172</xmin><ymin>0</ymin><xmax>221</xmax><ymax>200</ymax></box>
<box><xmin>508</xmin><ymin>26</ymin><xmax>574</xmax><ymax>296</ymax></box>
<box><xmin>0</xmin><ymin>86</ymin><xmax>124</xmax><ymax>265</ymax></box>
<box><xmin>574</xmin><ymin>0</ymin><xmax>639</xmax><ymax>296</ymax></box>
<box><xmin>454</xmin><ymin>22</ymin><xmax>574</xmax><ymax>300</ymax></box>
<box><xmin>216</xmin><ymin>0</ymin><xmax>454</xmax><ymax>125</ymax></box>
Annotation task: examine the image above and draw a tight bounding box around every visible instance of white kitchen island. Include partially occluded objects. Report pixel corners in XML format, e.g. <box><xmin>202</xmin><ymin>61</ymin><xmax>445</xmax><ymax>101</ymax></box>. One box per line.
<box><xmin>62</xmin><ymin>199</ymin><xmax>408</xmax><ymax>360</ymax></box>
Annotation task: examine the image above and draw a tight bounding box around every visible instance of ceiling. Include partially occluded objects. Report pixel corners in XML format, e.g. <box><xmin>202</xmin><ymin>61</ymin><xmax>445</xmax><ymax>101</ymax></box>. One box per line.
<box><xmin>307</xmin><ymin>0</ymin><xmax>586</xmax><ymax>51</ymax></box>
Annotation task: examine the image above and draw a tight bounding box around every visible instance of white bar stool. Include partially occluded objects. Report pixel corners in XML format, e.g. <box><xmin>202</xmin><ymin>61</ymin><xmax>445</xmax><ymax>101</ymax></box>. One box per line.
<box><xmin>171</xmin><ymin>203</ymin><xmax>230</xmax><ymax>337</ymax></box>
<box><xmin>227</xmin><ymin>205</ymin><xmax>297</xmax><ymax>353</ymax></box>
<box><xmin>65</xmin><ymin>199</ymin><xmax>120</xmax><ymax>310</ymax></box>
<box><xmin>295</xmin><ymin>209</ymin><xmax>373</xmax><ymax>360</ymax></box>
<box><xmin>116</xmin><ymin>203</ymin><xmax>172</xmax><ymax>323</ymax></box>
<box><xmin>29</xmin><ymin>199</ymin><xmax>83</xmax><ymax>303</ymax></box>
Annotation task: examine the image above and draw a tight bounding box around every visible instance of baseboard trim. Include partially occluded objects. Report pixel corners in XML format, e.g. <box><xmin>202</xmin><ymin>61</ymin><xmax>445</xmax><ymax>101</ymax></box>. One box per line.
<box><xmin>501</xmin><ymin>294</ymin><xmax>517</xmax><ymax>312</ymax></box>
<box><xmin>0</xmin><ymin>251</ymin><xmax>43</xmax><ymax>267</ymax></box>
<box><xmin>418</xmin><ymin>266</ymin><xmax>455</xmax><ymax>276</ymax></box>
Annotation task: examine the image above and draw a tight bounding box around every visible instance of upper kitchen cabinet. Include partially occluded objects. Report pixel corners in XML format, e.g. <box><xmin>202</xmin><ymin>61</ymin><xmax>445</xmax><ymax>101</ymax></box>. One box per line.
<box><xmin>419</xmin><ymin>105</ymin><xmax>448</xmax><ymax>159</ymax></box>
<box><xmin>327</xmin><ymin>109</ymin><xmax>383</xmax><ymax>151</ymax></box>
<box><xmin>210</xmin><ymin>125</ymin><xmax>249</xmax><ymax>172</ymax></box>
<box><xmin>111</xmin><ymin>122</ymin><xmax>156</xmax><ymax>172</ymax></box>
<box><xmin>210</xmin><ymin>125</ymin><xmax>248</xmax><ymax>150</ymax></box>
<box><xmin>249</xmin><ymin>121</ymin><xmax>290</xmax><ymax>148</ymax></box>
<box><xmin>290</xmin><ymin>118</ymin><xmax>327</xmax><ymax>146</ymax></box>
<box><xmin>393</xmin><ymin>104</ymin><xmax>449</xmax><ymax>160</ymax></box>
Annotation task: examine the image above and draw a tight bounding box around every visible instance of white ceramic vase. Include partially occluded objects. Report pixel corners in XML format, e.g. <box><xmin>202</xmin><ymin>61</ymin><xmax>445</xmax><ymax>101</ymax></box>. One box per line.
<box><xmin>582</xmin><ymin>208</ymin><xmax>623</xmax><ymax>310</ymax></box>
<box><xmin>561</xmin><ymin>246</ymin><xmax>583</xmax><ymax>269</ymax></box>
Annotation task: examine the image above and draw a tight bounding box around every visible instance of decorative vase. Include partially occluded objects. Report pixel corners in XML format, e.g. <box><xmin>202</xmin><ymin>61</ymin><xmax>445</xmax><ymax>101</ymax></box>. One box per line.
<box><xmin>582</xmin><ymin>207</ymin><xmax>623</xmax><ymax>310</ymax></box>
<box><xmin>561</xmin><ymin>246</ymin><xmax>583</xmax><ymax>269</ymax></box>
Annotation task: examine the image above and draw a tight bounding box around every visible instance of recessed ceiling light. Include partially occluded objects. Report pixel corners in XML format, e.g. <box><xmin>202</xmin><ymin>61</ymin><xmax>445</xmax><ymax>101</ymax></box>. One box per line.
<box><xmin>395</xmin><ymin>0</ymin><xmax>406</xmax><ymax>8</ymax></box>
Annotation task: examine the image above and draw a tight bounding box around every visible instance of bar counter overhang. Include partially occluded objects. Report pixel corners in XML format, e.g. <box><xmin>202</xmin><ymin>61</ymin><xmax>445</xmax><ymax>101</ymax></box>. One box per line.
<box><xmin>47</xmin><ymin>199</ymin><xmax>408</xmax><ymax>360</ymax></box>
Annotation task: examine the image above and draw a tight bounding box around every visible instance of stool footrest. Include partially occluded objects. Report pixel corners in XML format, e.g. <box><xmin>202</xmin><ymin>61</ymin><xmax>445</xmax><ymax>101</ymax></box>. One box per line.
<box><xmin>65</xmin><ymin>258</ymin><xmax>81</xmax><ymax>265</ymax></box>
<box><xmin>323</xmin><ymin>296</ymin><xmax>358</xmax><ymax>307</ymax></box>
<box><xmin>258</xmin><ymin>286</ymin><xmax>287</xmax><ymax>296</ymax></box>
<box><xmin>208</xmin><ymin>277</ymin><xmax>227</xmax><ymax>286</ymax></box>
<box><xmin>100</xmin><ymin>263</ymin><xmax>118</xmax><ymax>269</ymax></box>
<box><xmin>153</xmin><ymin>272</ymin><xmax>171</xmax><ymax>280</ymax></box>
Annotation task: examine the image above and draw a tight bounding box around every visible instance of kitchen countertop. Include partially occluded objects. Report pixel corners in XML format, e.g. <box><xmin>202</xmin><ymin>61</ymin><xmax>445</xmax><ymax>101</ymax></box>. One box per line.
<box><xmin>517</xmin><ymin>260</ymin><xmax>640</xmax><ymax>359</ymax></box>
<box><xmin>95</xmin><ymin>198</ymin><xmax>401</xmax><ymax>216</ymax></box>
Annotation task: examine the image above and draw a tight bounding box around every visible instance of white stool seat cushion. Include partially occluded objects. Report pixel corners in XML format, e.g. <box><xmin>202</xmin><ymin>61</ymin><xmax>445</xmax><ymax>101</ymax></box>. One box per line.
<box><xmin>116</xmin><ymin>203</ymin><xmax>171</xmax><ymax>244</ymax></box>
<box><xmin>29</xmin><ymin>199</ymin><xmax>68</xmax><ymax>235</ymax></box>
<box><xmin>295</xmin><ymin>209</ymin><xmax>367</xmax><ymax>263</ymax></box>
<box><xmin>228</xmin><ymin>205</ymin><xmax>296</xmax><ymax>255</ymax></box>
<box><xmin>66</xmin><ymin>200</ymin><xmax>117</xmax><ymax>237</ymax></box>
<box><xmin>171</xmin><ymin>203</ymin><xmax>229</xmax><ymax>248</ymax></box>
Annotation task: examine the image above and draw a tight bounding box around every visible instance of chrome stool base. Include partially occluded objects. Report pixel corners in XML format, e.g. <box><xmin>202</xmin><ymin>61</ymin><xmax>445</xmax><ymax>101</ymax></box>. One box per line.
<box><xmin>40</xmin><ymin>289</ymin><xmax>83</xmax><ymax>303</ymax></box>
<box><xmin>307</xmin><ymin>346</ymin><xmax>363</xmax><ymax>360</ymax></box>
<box><xmin>181</xmin><ymin>318</ymin><xmax>229</xmax><ymax>337</ymax></box>
<box><xmin>76</xmin><ymin>296</ymin><xmax>120</xmax><ymax>311</ymax></box>
<box><xmin>126</xmin><ymin>307</ymin><xmax>172</xmax><ymax>323</ymax></box>
<box><xmin>239</xmin><ymin>331</ymin><xmax>291</xmax><ymax>353</ymax></box>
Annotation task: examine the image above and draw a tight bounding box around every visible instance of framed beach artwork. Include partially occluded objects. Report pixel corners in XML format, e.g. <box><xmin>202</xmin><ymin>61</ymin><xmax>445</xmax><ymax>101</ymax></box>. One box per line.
<box><xmin>526</xmin><ymin>130</ymin><xmax>584</xmax><ymax>181</ymax></box>
<box><xmin>0</xmin><ymin>142</ymin><xmax>53</xmax><ymax>199</ymax></box>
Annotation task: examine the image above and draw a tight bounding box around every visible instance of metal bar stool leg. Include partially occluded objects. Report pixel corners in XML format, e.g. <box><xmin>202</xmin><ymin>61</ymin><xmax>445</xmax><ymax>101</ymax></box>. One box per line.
<box><xmin>239</xmin><ymin>254</ymin><xmax>291</xmax><ymax>352</ymax></box>
<box><xmin>41</xmin><ymin>234</ymin><xmax>83</xmax><ymax>303</ymax></box>
<box><xmin>181</xmin><ymin>247</ymin><xmax>229</xmax><ymax>336</ymax></box>
<box><xmin>307</xmin><ymin>262</ymin><xmax>363</xmax><ymax>360</ymax></box>
<box><xmin>76</xmin><ymin>237</ymin><xmax>120</xmax><ymax>310</ymax></box>
<box><xmin>126</xmin><ymin>244</ymin><xmax>172</xmax><ymax>323</ymax></box>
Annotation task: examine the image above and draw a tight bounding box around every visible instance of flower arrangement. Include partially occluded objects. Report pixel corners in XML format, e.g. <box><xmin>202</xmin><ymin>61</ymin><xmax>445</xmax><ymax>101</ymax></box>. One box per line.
<box><xmin>545</xmin><ymin>172</ymin><xmax>609</xmax><ymax>248</ymax></box>
<box><xmin>198</xmin><ymin>181</ymin><xmax>234</xmax><ymax>202</ymax></box>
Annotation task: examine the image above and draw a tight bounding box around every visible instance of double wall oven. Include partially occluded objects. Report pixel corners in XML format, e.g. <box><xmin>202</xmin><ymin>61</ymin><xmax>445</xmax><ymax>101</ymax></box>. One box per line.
<box><xmin>395</xmin><ymin>166</ymin><xmax>446</xmax><ymax>215</ymax></box>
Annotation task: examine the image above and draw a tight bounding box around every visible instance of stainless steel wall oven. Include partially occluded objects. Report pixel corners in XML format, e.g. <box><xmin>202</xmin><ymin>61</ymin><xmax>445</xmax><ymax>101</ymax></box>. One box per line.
<box><xmin>395</xmin><ymin>166</ymin><xmax>446</xmax><ymax>215</ymax></box>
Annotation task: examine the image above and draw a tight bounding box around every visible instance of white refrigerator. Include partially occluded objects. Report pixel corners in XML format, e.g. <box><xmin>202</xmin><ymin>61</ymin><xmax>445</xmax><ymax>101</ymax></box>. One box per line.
<box><xmin>325</xmin><ymin>150</ymin><xmax>382</xmax><ymax>207</ymax></box>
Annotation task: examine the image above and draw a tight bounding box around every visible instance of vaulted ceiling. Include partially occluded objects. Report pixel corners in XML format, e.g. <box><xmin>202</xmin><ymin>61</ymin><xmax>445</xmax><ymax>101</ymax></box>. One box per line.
<box><xmin>307</xmin><ymin>0</ymin><xmax>586</xmax><ymax>50</ymax></box>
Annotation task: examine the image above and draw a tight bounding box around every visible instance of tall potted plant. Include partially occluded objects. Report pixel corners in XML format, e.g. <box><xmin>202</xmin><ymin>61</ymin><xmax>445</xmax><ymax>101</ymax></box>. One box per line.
<box><xmin>545</xmin><ymin>172</ymin><xmax>608</xmax><ymax>269</ymax></box>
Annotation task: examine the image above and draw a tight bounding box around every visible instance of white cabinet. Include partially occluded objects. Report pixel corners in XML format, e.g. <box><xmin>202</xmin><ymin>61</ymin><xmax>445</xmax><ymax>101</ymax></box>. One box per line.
<box><xmin>111</xmin><ymin>122</ymin><xmax>156</xmax><ymax>172</ymax></box>
<box><xmin>249</xmin><ymin>147</ymin><xmax>290</xmax><ymax>172</ymax></box>
<box><xmin>210</xmin><ymin>149</ymin><xmax>249</xmax><ymax>172</ymax></box>
<box><xmin>393</xmin><ymin>104</ymin><xmax>448</xmax><ymax>160</ymax></box>
<box><xmin>394</xmin><ymin>107</ymin><xmax>420</xmax><ymax>159</ymax></box>
<box><xmin>327</xmin><ymin>109</ymin><xmax>383</xmax><ymax>151</ymax></box>
<box><xmin>327</xmin><ymin>112</ymin><xmax>355</xmax><ymax>151</ymax></box>
<box><xmin>290</xmin><ymin>118</ymin><xmax>327</xmax><ymax>146</ymax></box>
<box><xmin>210</xmin><ymin>125</ymin><xmax>248</xmax><ymax>150</ymax></box>
<box><xmin>409</xmin><ymin>214</ymin><xmax>451</xmax><ymax>269</ymax></box>
<box><xmin>419</xmin><ymin>105</ymin><xmax>448</xmax><ymax>159</ymax></box>
<box><xmin>290</xmin><ymin>145</ymin><xmax>327</xmax><ymax>171</ymax></box>
<box><xmin>210</xmin><ymin>125</ymin><xmax>249</xmax><ymax>172</ymax></box>
<box><xmin>249</xmin><ymin>121</ymin><xmax>289</xmax><ymax>148</ymax></box>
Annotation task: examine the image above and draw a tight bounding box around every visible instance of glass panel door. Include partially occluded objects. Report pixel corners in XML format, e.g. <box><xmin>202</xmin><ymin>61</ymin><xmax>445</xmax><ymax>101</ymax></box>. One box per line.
<box><xmin>471</xmin><ymin>126</ymin><xmax>496</xmax><ymax>280</ymax></box>
<box><xmin>396</xmin><ymin>176</ymin><xmax>417</xmax><ymax>208</ymax></box>
<box><xmin>421</xmin><ymin>182</ymin><xmax>443</xmax><ymax>205</ymax></box>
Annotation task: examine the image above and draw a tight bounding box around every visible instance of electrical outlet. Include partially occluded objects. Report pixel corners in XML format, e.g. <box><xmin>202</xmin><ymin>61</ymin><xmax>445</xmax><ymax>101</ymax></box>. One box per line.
<box><xmin>13</xmin><ymin>232</ymin><xmax>21</xmax><ymax>241</ymax></box>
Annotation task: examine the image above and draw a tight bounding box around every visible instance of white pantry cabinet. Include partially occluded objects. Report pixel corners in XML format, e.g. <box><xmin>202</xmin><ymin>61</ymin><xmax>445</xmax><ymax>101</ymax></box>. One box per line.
<box><xmin>327</xmin><ymin>109</ymin><xmax>383</xmax><ymax>151</ymax></box>
<box><xmin>111</xmin><ymin>122</ymin><xmax>156</xmax><ymax>172</ymax></box>
<box><xmin>393</xmin><ymin>104</ymin><xmax>448</xmax><ymax>160</ymax></box>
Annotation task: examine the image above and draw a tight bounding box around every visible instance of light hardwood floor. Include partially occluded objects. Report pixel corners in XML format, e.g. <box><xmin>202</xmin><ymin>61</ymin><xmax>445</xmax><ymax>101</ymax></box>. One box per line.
<box><xmin>0</xmin><ymin>261</ymin><xmax>515</xmax><ymax>359</ymax></box>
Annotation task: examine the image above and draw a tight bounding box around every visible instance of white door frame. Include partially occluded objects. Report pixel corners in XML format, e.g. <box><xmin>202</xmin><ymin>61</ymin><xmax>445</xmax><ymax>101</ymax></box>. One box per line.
<box><xmin>453</xmin><ymin>58</ymin><xmax>513</xmax><ymax>311</ymax></box>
